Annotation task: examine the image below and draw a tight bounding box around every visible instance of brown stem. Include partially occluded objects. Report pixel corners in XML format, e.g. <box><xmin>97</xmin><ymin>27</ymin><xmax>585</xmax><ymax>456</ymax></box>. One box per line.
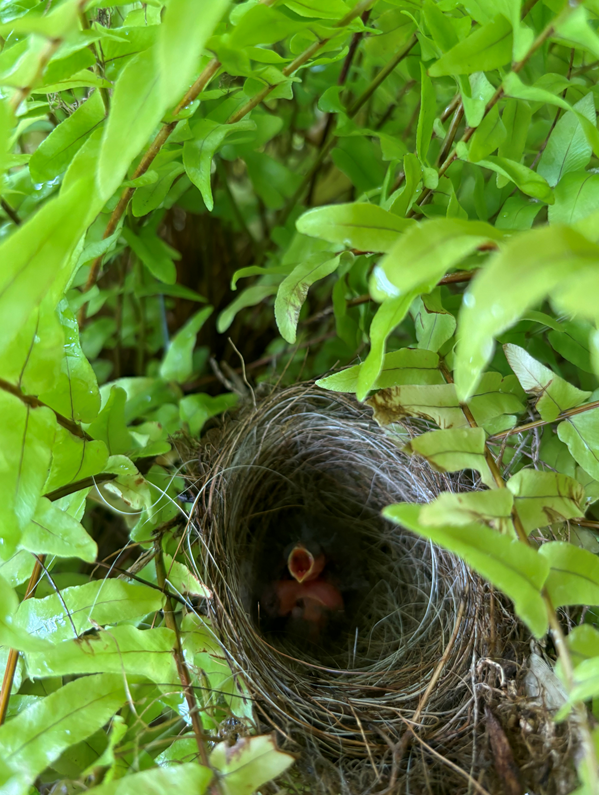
<box><xmin>79</xmin><ymin>57</ymin><xmax>221</xmax><ymax>323</ymax></box>
<box><xmin>0</xmin><ymin>378</ymin><xmax>91</xmax><ymax>440</ymax></box>
<box><xmin>0</xmin><ymin>556</ymin><xmax>45</xmax><ymax>724</ymax></box>
<box><xmin>44</xmin><ymin>473</ymin><xmax>117</xmax><ymax>502</ymax></box>
<box><xmin>154</xmin><ymin>544</ymin><xmax>218</xmax><ymax>788</ymax></box>
<box><xmin>488</xmin><ymin>399</ymin><xmax>599</xmax><ymax>442</ymax></box>
<box><xmin>0</xmin><ymin>198</ymin><xmax>21</xmax><ymax>225</ymax></box>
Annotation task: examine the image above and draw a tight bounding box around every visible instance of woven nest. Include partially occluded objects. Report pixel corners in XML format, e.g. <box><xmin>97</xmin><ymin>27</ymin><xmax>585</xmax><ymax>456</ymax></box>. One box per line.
<box><xmin>183</xmin><ymin>384</ymin><xmax>579</xmax><ymax>794</ymax></box>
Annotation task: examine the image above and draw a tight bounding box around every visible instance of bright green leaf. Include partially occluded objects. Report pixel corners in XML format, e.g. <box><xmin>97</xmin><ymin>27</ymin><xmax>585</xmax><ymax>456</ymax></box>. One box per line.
<box><xmin>160</xmin><ymin>306</ymin><xmax>213</xmax><ymax>383</ymax></box>
<box><xmin>296</xmin><ymin>202</ymin><xmax>414</xmax><ymax>253</ymax></box>
<box><xmin>383</xmin><ymin>503</ymin><xmax>549</xmax><ymax>637</ymax></box>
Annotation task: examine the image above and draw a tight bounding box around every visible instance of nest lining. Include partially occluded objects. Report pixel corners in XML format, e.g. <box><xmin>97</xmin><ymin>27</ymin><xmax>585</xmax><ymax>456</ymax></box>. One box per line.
<box><xmin>183</xmin><ymin>384</ymin><xmax>577</xmax><ymax>794</ymax></box>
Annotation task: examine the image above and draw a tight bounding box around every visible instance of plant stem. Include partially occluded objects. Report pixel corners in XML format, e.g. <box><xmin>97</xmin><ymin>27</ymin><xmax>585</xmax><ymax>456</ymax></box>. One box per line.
<box><xmin>0</xmin><ymin>198</ymin><xmax>21</xmax><ymax>225</ymax></box>
<box><xmin>488</xmin><ymin>399</ymin><xmax>599</xmax><ymax>442</ymax></box>
<box><xmin>0</xmin><ymin>556</ymin><xmax>45</xmax><ymax>725</ymax></box>
<box><xmin>0</xmin><ymin>378</ymin><xmax>91</xmax><ymax>440</ymax></box>
<box><xmin>154</xmin><ymin>544</ymin><xmax>218</xmax><ymax>789</ymax></box>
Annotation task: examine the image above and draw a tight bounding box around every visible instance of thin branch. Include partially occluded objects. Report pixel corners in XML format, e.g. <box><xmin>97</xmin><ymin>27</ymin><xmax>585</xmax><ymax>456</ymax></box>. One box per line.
<box><xmin>155</xmin><ymin>544</ymin><xmax>218</xmax><ymax>788</ymax></box>
<box><xmin>0</xmin><ymin>198</ymin><xmax>21</xmax><ymax>225</ymax></box>
<box><xmin>0</xmin><ymin>556</ymin><xmax>45</xmax><ymax>724</ymax></box>
<box><xmin>487</xmin><ymin>399</ymin><xmax>599</xmax><ymax>442</ymax></box>
<box><xmin>44</xmin><ymin>473</ymin><xmax>117</xmax><ymax>502</ymax></box>
<box><xmin>0</xmin><ymin>378</ymin><xmax>91</xmax><ymax>440</ymax></box>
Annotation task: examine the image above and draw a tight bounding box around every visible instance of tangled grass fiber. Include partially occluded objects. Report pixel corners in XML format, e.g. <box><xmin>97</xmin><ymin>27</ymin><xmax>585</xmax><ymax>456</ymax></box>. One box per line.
<box><xmin>183</xmin><ymin>384</ymin><xmax>578</xmax><ymax>794</ymax></box>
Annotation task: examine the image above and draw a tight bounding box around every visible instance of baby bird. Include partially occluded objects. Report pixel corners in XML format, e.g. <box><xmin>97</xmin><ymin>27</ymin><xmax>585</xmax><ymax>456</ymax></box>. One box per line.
<box><xmin>260</xmin><ymin>536</ymin><xmax>345</xmax><ymax>644</ymax></box>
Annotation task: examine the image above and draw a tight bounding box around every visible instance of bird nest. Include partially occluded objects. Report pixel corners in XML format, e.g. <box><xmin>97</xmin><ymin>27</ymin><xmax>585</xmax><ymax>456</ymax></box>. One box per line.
<box><xmin>183</xmin><ymin>384</ymin><xmax>578</xmax><ymax>794</ymax></box>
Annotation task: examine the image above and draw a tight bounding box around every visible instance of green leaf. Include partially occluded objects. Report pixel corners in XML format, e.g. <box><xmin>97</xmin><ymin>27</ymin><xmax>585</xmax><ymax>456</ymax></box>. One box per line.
<box><xmin>296</xmin><ymin>202</ymin><xmax>414</xmax><ymax>253</ymax></box>
<box><xmin>181</xmin><ymin>613</ymin><xmax>252</xmax><ymax>720</ymax></box>
<box><xmin>459</xmin><ymin>72</ymin><xmax>495</xmax><ymax>128</ymax></box>
<box><xmin>98</xmin><ymin>48</ymin><xmax>163</xmax><ymax>202</ymax></box>
<box><xmin>469</xmin><ymin>104</ymin><xmax>507</xmax><ymax>163</ymax></box>
<box><xmin>387</xmin><ymin>153</ymin><xmax>422</xmax><ymax>216</ymax></box>
<box><xmin>211</xmin><ymin>734</ymin><xmax>295</xmax><ymax>795</ymax></box>
<box><xmin>163</xmin><ymin>553</ymin><xmax>212</xmax><ymax>600</ymax></box>
<box><xmin>371</xmin><ymin>218</ymin><xmax>502</xmax><ymax>301</ymax></box>
<box><xmin>0</xmin><ymin>574</ymin><xmax>49</xmax><ymax>652</ymax></box>
<box><xmin>20</xmin><ymin>497</ymin><xmax>97</xmax><ymax>562</ymax></box>
<box><xmin>0</xmin><ymin>296</ymin><xmax>63</xmax><ymax>397</ymax></box>
<box><xmin>495</xmin><ymin>195</ymin><xmax>542</xmax><ymax>230</ymax></box>
<box><xmin>39</xmin><ymin>301</ymin><xmax>101</xmax><ymax>423</ymax></box>
<box><xmin>367</xmin><ymin>372</ymin><xmax>523</xmax><ymax>431</ymax></box>
<box><xmin>26</xmin><ymin>626</ymin><xmax>178</xmax><ymax>683</ymax></box>
<box><xmin>0</xmin><ymin>674</ymin><xmax>127</xmax><ymax>795</ymax></box>
<box><xmin>87</xmin><ymin>386</ymin><xmax>136</xmax><ymax>456</ymax></box>
<box><xmin>121</xmin><ymin>226</ymin><xmax>177</xmax><ymax>285</ymax></box>
<box><xmin>416</xmin><ymin>62</ymin><xmax>435</xmax><ymax>163</ymax></box>
<box><xmin>275</xmin><ymin>252</ymin><xmax>343</xmax><ymax>344</ymax></box>
<box><xmin>538</xmin><ymin>93</ymin><xmax>595</xmax><ymax>188</ymax></box>
<box><xmin>558</xmin><ymin>408</ymin><xmax>599</xmax><ymax>481</ymax></box>
<box><xmin>29</xmin><ymin>90</ymin><xmax>105</xmax><ymax>183</ymax></box>
<box><xmin>131</xmin><ymin>161</ymin><xmax>185</xmax><ymax>217</ymax></box>
<box><xmin>455</xmin><ymin>225</ymin><xmax>599</xmax><ymax>400</ymax></box>
<box><xmin>183</xmin><ymin>119</ymin><xmax>256</xmax><ymax>211</ymax></box>
<box><xmin>357</xmin><ymin>293</ymin><xmax>416</xmax><ymax>401</ymax></box>
<box><xmin>44</xmin><ymin>428</ymin><xmax>108</xmax><ymax>495</ymax></box>
<box><xmin>316</xmin><ymin>348</ymin><xmax>444</xmax><ymax>393</ymax></box>
<box><xmin>403</xmin><ymin>427</ymin><xmax>496</xmax><ymax>488</ymax></box>
<box><xmin>420</xmin><ymin>489</ymin><xmax>514</xmax><ymax>533</ymax></box>
<box><xmin>383</xmin><ymin>503</ymin><xmax>549</xmax><ymax>637</ymax></box>
<box><xmin>539</xmin><ymin>541</ymin><xmax>599</xmax><ymax>608</ymax></box>
<box><xmin>158</xmin><ymin>0</ymin><xmax>229</xmax><ymax>104</ymax></box>
<box><xmin>15</xmin><ymin>579</ymin><xmax>164</xmax><ymax>644</ymax></box>
<box><xmin>413</xmin><ymin>292</ymin><xmax>456</xmax><ymax>352</ymax></box>
<box><xmin>217</xmin><ymin>284</ymin><xmax>278</xmax><ymax>334</ymax></box>
<box><xmin>497</xmin><ymin>98</ymin><xmax>531</xmax><ymax>184</ymax></box>
<box><xmin>180</xmin><ymin>393</ymin><xmax>238</xmax><ymax>436</ymax></box>
<box><xmin>0</xmin><ymin>393</ymin><xmax>56</xmax><ymax>553</ymax></box>
<box><xmin>284</xmin><ymin>0</ymin><xmax>350</xmax><ymax>19</ymax></box>
<box><xmin>0</xmin><ymin>180</ymin><xmax>94</xmax><ymax>359</ymax></box>
<box><xmin>504</xmin><ymin>343</ymin><xmax>590</xmax><ymax>421</ymax></box>
<box><xmin>429</xmin><ymin>15</ymin><xmax>513</xmax><ymax>76</ymax></box>
<box><xmin>85</xmin><ymin>763</ymin><xmax>213</xmax><ymax>795</ymax></box>
<box><xmin>507</xmin><ymin>470</ymin><xmax>585</xmax><ymax>534</ymax></box>
<box><xmin>463</xmin><ymin>153</ymin><xmax>554</xmax><ymax>203</ymax></box>
<box><xmin>503</xmin><ymin>72</ymin><xmax>599</xmax><ymax>159</ymax></box>
<box><xmin>160</xmin><ymin>306</ymin><xmax>213</xmax><ymax>383</ymax></box>
<box><xmin>549</xmin><ymin>170</ymin><xmax>599</xmax><ymax>226</ymax></box>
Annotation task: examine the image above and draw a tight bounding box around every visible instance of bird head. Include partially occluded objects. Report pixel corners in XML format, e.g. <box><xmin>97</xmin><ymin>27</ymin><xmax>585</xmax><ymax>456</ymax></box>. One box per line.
<box><xmin>286</xmin><ymin>543</ymin><xmax>325</xmax><ymax>583</ymax></box>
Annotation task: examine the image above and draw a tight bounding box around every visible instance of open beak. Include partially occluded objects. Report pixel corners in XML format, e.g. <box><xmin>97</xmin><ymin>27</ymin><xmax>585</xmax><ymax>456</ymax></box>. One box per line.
<box><xmin>287</xmin><ymin>544</ymin><xmax>325</xmax><ymax>583</ymax></box>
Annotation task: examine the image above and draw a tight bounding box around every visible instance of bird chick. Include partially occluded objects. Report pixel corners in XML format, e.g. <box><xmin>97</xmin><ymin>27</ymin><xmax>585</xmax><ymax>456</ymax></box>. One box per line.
<box><xmin>260</xmin><ymin>539</ymin><xmax>344</xmax><ymax>645</ymax></box>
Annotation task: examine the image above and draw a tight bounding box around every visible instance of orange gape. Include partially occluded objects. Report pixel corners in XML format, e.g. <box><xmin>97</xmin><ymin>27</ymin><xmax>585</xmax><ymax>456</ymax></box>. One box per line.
<box><xmin>287</xmin><ymin>544</ymin><xmax>325</xmax><ymax>583</ymax></box>
<box><xmin>272</xmin><ymin>543</ymin><xmax>344</xmax><ymax>640</ymax></box>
